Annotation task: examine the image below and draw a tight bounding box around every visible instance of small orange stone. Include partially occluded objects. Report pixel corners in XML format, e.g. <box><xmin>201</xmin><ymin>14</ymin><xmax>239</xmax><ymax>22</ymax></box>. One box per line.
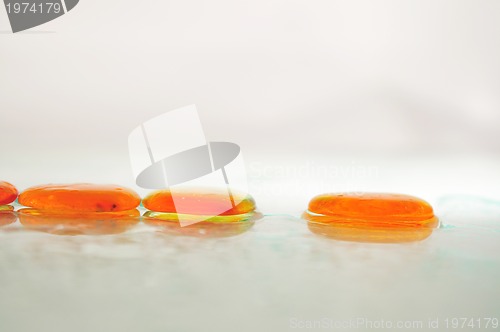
<box><xmin>304</xmin><ymin>193</ymin><xmax>438</xmax><ymax>243</ymax></box>
<box><xmin>0</xmin><ymin>181</ymin><xmax>18</xmax><ymax>205</ymax></box>
<box><xmin>307</xmin><ymin>193</ymin><xmax>436</xmax><ymax>226</ymax></box>
<box><xmin>143</xmin><ymin>189</ymin><xmax>256</xmax><ymax>215</ymax></box>
<box><xmin>19</xmin><ymin>184</ymin><xmax>141</xmax><ymax>212</ymax></box>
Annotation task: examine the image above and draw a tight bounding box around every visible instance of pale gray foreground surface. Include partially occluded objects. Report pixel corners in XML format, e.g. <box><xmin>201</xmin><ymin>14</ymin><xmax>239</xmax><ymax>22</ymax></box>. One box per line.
<box><xmin>0</xmin><ymin>197</ymin><xmax>499</xmax><ymax>332</ymax></box>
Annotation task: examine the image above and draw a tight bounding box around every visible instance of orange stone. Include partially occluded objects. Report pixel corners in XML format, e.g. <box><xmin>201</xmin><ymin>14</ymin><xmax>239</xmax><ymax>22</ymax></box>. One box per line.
<box><xmin>19</xmin><ymin>184</ymin><xmax>141</xmax><ymax>212</ymax></box>
<box><xmin>143</xmin><ymin>189</ymin><xmax>256</xmax><ymax>215</ymax></box>
<box><xmin>307</xmin><ymin>193</ymin><xmax>436</xmax><ymax>227</ymax></box>
<box><xmin>0</xmin><ymin>181</ymin><xmax>18</xmax><ymax>205</ymax></box>
<box><xmin>18</xmin><ymin>208</ymin><xmax>140</xmax><ymax>235</ymax></box>
<box><xmin>304</xmin><ymin>193</ymin><xmax>438</xmax><ymax>243</ymax></box>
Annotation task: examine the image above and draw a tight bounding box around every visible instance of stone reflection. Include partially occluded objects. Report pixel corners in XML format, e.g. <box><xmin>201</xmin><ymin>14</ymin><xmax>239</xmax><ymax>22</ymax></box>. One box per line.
<box><xmin>18</xmin><ymin>208</ymin><xmax>140</xmax><ymax>236</ymax></box>
<box><xmin>305</xmin><ymin>213</ymin><xmax>438</xmax><ymax>243</ymax></box>
<box><xmin>143</xmin><ymin>211</ymin><xmax>262</xmax><ymax>238</ymax></box>
<box><xmin>303</xmin><ymin>192</ymin><xmax>439</xmax><ymax>243</ymax></box>
<box><xmin>0</xmin><ymin>210</ymin><xmax>17</xmax><ymax>227</ymax></box>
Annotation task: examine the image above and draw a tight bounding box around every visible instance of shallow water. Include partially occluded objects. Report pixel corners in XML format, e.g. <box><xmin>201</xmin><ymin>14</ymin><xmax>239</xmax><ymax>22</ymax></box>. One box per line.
<box><xmin>0</xmin><ymin>197</ymin><xmax>499</xmax><ymax>332</ymax></box>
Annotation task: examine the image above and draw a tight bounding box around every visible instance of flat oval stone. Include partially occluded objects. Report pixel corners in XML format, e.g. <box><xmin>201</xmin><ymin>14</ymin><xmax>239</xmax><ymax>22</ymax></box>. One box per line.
<box><xmin>304</xmin><ymin>193</ymin><xmax>438</xmax><ymax>243</ymax></box>
<box><xmin>143</xmin><ymin>189</ymin><xmax>256</xmax><ymax>215</ymax></box>
<box><xmin>308</xmin><ymin>193</ymin><xmax>436</xmax><ymax>225</ymax></box>
<box><xmin>0</xmin><ymin>181</ymin><xmax>18</xmax><ymax>205</ymax></box>
<box><xmin>19</xmin><ymin>184</ymin><xmax>141</xmax><ymax>212</ymax></box>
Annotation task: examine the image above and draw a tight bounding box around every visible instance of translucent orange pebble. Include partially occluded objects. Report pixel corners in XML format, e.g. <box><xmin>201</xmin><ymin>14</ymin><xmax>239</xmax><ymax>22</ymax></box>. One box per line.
<box><xmin>18</xmin><ymin>209</ymin><xmax>140</xmax><ymax>235</ymax></box>
<box><xmin>304</xmin><ymin>193</ymin><xmax>438</xmax><ymax>243</ymax></box>
<box><xmin>19</xmin><ymin>184</ymin><xmax>141</xmax><ymax>212</ymax></box>
<box><xmin>143</xmin><ymin>189</ymin><xmax>256</xmax><ymax>215</ymax></box>
<box><xmin>0</xmin><ymin>181</ymin><xmax>18</xmax><ymax>205</ymax></box>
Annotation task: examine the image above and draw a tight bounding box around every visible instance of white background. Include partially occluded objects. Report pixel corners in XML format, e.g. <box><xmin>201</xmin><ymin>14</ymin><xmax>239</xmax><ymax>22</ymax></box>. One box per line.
<box><xmin>1</xmin><ymin>0</ymin><xmax>500</xmax><ymax>210</ymax></box>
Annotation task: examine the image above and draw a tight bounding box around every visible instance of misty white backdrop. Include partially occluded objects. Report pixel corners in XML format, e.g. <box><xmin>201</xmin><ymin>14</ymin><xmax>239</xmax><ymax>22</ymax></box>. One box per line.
<box><xmin>1</xmin><ymin>0</ymin><xmax>499</xmax><ymax>210</ymax></box>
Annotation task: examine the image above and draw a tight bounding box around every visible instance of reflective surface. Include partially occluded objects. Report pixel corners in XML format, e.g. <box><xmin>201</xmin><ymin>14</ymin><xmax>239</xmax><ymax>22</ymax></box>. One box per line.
<box><xmin>0</xmin><ymin>198</ymin><xmax>499</xmax><ymax>332</ymax></box>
